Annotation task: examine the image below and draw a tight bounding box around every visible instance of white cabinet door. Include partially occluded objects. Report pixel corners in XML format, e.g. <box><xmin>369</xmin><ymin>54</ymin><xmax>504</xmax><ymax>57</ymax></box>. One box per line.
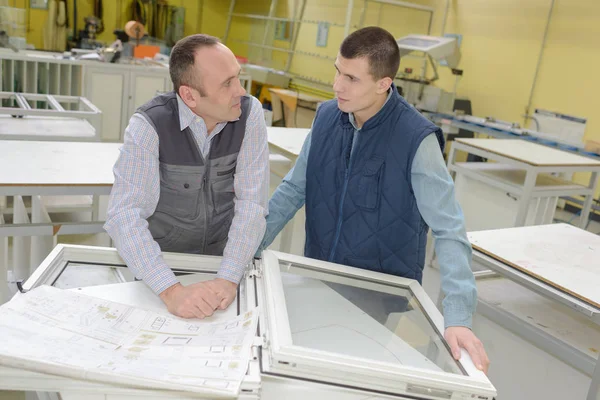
<box><xmin>83</xmin><ymin>67</ymin><xmax>130</xmax><ymax>142</ymax></box>
<box><xmin>127</xmin><ymin>71</ymin><xmax>170</xmax><ymax>123</ymax></box>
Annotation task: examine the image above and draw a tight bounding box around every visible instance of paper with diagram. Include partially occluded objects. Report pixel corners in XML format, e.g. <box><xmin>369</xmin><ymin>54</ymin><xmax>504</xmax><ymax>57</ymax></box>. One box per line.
<box><xmin>0</xmin><ymin>285</ymin><xmax>258</xmax><ymax>397</ymax></box>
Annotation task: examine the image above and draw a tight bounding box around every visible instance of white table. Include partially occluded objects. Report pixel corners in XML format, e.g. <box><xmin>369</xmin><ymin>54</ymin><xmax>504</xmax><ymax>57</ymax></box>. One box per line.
<box><xmin>0</xmin><ymin>129</ymin><xmax>312</xmax><ymax>302</ymax></box>
<box><xmin>267</xmin><ymin>127</ymin><xmax>309</xmax><ymax>163</ymax></box>
<box><xmin>468</xmin><ymin>224</ymin><xmax>600</xmax><ymax>399</ymax></box>
<box><xmin>448</xmin><ymin>138</ymin><xmax>600</xmax><ymax>229</ymax></box>
<box><xmin>0</xmin><ymin>140</ymin><xmax>121</xmax><ymax>303</ymax></box>
<box><xmin>0</xmin><ymin>115</ymin><xmax>98</xmax><ymax>141</ymax></box>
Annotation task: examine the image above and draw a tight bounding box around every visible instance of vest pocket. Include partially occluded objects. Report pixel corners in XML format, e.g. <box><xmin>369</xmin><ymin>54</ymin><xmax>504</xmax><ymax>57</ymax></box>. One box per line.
<box><xmin>212</xmin><ymin>176</ymin><xmax>235</xmax><ymax>214</ymax></box>
<box><xmin>206</xmin><ymin>236</ymin><xmax>229</xmax><ymax>256</ymax></box>
<box><xmin>356</xmin><ymin>158</ymin><xmax>384</xmax><ymax>210</ymax></box>
<box><xmin>157</xmin><ymin>165</ymin><xmax>203</xmax><ymax>219</ymax></box>
<box><xmin>154</xmin><ymin>225</ymin><xmax>184</xmax><ymax>251</ymax></box>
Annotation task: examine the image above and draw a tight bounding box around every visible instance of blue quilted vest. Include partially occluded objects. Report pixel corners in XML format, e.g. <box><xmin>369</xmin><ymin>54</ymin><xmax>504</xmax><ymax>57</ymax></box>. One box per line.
<box><xmin>305</xmin><ymin>88</ymin><xmax>444</xmax><ymax>283</ymax></box>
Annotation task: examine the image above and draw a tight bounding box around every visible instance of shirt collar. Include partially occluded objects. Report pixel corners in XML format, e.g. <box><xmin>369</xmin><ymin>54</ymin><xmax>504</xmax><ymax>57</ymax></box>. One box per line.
<box><xmin>176</xmin><ymin>94</ymin><xmax>196</xmax><ymax>131</ymax></box>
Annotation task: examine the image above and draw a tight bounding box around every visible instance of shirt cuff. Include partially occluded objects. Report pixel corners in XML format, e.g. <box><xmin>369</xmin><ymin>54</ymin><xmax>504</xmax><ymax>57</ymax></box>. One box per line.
<box><xmin>443</xmin><ymin>304</ymin><xmax>473</xmax><ymax>330</ymax></box>
<box><xmin>143</xmin><ymin>263</ymin><xmax>179</xmax><ymax>295</ymax></box>
<box><xmin>217</xmin><ymin>258</ymin><xmax>249</xmax><ymax>284</ymax></box>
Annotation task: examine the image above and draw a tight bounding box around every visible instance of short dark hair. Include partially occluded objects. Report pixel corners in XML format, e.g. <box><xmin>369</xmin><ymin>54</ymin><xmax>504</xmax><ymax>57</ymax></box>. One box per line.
<box><xmin>169</xmin><ymin>34</ymin><xmax>221</xmax><ymax>93</ymax></box>
<box><xmin>340</xmin><ymin>27</ymin><xmax>400</xmax><ymax>80</ymax></box>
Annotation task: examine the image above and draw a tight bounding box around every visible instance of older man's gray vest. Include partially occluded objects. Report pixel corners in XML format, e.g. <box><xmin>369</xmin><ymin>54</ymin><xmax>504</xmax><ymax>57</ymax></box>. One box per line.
<box><xmin>137</xmin><ymin>92</ymin><xmax>249</xmax><ymax>255</ymax></box>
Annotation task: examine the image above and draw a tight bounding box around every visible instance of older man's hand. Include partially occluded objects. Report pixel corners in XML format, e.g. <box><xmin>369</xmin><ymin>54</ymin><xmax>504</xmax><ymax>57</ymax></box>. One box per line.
<box><xmin>159</xmin><ymin>282</ymin><xmax>221</xmax><ymax>319</ymax></box>
<box><xmin>205</xmin><ymin>278</ymin><xmax>238</xmax><ymax>310</ymax></box>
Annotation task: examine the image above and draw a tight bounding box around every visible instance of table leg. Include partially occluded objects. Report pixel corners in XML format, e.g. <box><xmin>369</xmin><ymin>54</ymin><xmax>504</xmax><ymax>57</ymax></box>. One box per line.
<box><xmin>447</xmin><ymin>143</ymin><xmax>458</xmax><ymax>179</ymax></box>
<box><xmin>587</xmin><ymin>354</ymin><xmax>600</xmax><ymax>400</ymax></box>
<box><xmin>580</xmin><ymin>172</ymin><xmax>599</xmax><ymax>229</ymax></box>
<box><xmin>12</xmin><ymin>196</ymin><xmax>31</xmax><ymax>285</ymax></box>
<box><xmin>0</xmin><ymin>212</ymin><xmax>8</xmax><ymax>304</ymax></box>
<box><xmin>30</xmin><ymin>196</ymin><xmax>56</xmax><ymax>275</ymax></box>
<box><xmin>514</xmin><ymin>171</ymin><xmax>537</xmax><ymax>226</ymax></box>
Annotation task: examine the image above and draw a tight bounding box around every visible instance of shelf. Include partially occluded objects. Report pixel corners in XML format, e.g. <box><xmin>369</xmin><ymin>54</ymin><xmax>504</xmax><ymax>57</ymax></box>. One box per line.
<box><xmin>230</xmin><ymin>40</ymin><xmax>335</xmax><ymax>61</ymax></box>
<box><xmin>231</xmin><ymin>13</ymin><xmax>346</xmax><ymax>27</ymax></box>
<box><xmin>451</xmin><ymin>162</ymin><xmax>591</xmax><ymax>197</ymax></box>
<box><xmin>230</xmin><ymin>39</ymin><xmax>294</xmax><ymax>54</ymax></box>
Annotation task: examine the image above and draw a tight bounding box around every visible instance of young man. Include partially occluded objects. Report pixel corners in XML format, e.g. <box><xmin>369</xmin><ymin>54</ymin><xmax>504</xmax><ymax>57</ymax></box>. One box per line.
<box><xmin>259</xmin><ymin>27</ymin><xmax>489</xmax><ymax>373</ymax></box>
<box><xmin>105</xmin><ymin>34</ymin><xmax>269</xmax><ymax>320</ymax></box>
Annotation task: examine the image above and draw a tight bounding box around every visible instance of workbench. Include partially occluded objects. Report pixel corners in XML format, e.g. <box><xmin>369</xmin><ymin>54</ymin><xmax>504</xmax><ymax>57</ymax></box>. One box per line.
<box><xmin>448</xmin><ymin>138</ymin><xmax>600</xmax><ymax>230</ymax></box>
<box><xmin>0</xmin><ymin>128</ymin><xmax>313</xmax><ymax>303</ymax></box>
<box><xmin>0</xmin><ymin>140</ymin><xmax>120</xmax><ymax>303</ymax></box>
<box><xmin>468</xmin><ymin>223</ymin><xmax>600</xmax><ymax>399</ymax></box>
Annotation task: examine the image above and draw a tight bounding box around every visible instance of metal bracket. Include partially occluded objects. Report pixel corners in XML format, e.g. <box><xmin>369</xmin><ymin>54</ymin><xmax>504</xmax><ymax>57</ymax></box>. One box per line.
<box><xmin>261</xmin><ymin>333</ymin><xmax>270</xmax><ymax>350</ymax></box>
<box><xmin>15</xmin><ymin>280</ymin><xmax>27</xmax><ymax>293</ymax></box>
<box><xmin>252</xmin><ymin>336</ymin><xmax>265</xmax><ymax>347</ymax></box>
<box><xmin>248</xmin><ymin>265</ymin><xmax>262</xmax><ymax>279</ymax></box>
<box><xmin>7</xmin><ymin>271</ymin><xmax>28</xmax><ymax>293</ymax></box>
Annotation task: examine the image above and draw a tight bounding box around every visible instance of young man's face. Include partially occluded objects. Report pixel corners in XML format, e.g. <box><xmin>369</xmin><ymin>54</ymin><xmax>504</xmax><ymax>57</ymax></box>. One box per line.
<box><xmin>182</xmin><ymin>44</ymin><xmax>246</xmax><ymax>128</ymax></box>
<box><xmin>332</xmin><ymin>54</ymin><xmax>389</xmax><ymax>118</ymax></box>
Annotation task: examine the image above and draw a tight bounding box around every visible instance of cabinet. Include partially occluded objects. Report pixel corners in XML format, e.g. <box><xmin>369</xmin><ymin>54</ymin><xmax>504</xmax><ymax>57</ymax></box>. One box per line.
<box><xmin>83</xmin><ymin>66</ymin><xmax>171</xmax><ymax>142</ymax></box>
<box><xmin>0</xmin><ymin>49</ymin><xmax>172</xmax><ymax>143</ymax></box>
<box><xmin>128</xmin><ymin>71</ymin><xmax>172</xmax><ymax>118</ymax></box>
<box><xmin>83</xmin><ymin>67</ymin><xmax>130</xmax><ymax>142</ymax></box>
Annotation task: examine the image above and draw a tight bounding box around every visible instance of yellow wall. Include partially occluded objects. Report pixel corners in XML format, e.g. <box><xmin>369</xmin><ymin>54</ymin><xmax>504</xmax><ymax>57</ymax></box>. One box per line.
<box><xmin>237</xmin><ymin>0</ymin><xmax>600</xmax><ymax>150</ymax></box>
<box><xmin>225</xmin><ymin>1</ymin><xmax>271</xmax><ymax>61</ymax></box>
<box><xmin>434</xmin><ymin>0</ymin><xmax>600</xmax><ymax>197</ymax></box>
<box><xmin>287</xmin><ymin>0</ymin><xmax>432</xmax><ymax>87</ymax></box>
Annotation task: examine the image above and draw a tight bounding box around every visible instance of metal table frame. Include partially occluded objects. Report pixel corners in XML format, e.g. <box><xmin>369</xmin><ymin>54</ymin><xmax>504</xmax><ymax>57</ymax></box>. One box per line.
<box><xmin>426</xmin><ymin>111</ymin><xmax>600</xmax><ymax>160</ymax></box>
<box><xmin>447</xmin><ymin>139</ymin><xmax>600</xmax><ymax>228</ymax></box>
<box><xmin>470</xmin><ymin>249</ymin><xmax>600</xmax><ymax>397</ymax></box>
<box><xmin>0</xmin><ymin>92</ymin><xmax>102</xmax><ymax>141</ymax></box>
<box><xmin>0</xmin><ymin>141</ymin><xmax>120</xmax><ymax>303</ymax></box>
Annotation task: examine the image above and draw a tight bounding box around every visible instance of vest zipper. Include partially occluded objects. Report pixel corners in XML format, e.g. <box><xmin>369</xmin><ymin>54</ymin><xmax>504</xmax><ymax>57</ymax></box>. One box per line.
<box><xmin>202</xmin><ymin>156</ymin><xmax>210</xmax><ymax>254</ymax></box>
<box><xmin>328</xmin><ymin>130</ymin><xmax>357</xmax><ymax>261</ymax></box>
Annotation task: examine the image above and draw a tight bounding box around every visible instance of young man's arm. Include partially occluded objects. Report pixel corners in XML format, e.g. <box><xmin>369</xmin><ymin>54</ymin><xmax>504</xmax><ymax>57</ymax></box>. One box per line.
<box><xmin>411</xmin><ymin>133</ymin><xmax>489</xmax><ymax>373</ymax></box>
<box><xmin>259</xmin><ymin>130</ymin><xmax>312</xmax><ymax>252</ymax></box>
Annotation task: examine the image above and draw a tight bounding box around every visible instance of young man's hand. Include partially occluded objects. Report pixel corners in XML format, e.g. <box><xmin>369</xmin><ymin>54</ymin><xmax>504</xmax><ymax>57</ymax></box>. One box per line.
<box><xmin>445</xmin><ymin>326</ymin><xmax>490</xmax><ymax>374</ymax></box>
